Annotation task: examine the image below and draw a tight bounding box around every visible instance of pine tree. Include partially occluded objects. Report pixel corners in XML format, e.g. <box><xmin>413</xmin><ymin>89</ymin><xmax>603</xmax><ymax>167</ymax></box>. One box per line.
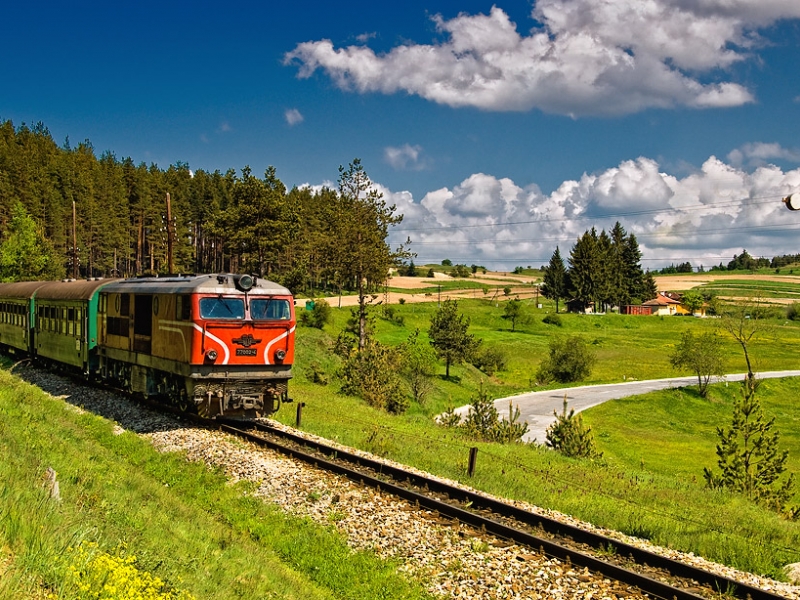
<box><xmin>623</xmin><ymin>233</ymin><xmax>648</xmax><ymax>303</ymax></box>
<box><xmin>541</xmin><ymin>246</ymin><xmax>567</xmax><ymax>312</ymax></box>
<box><xmin>568</xmin><ymin>229</ymin><xmax>601</xmax><ymax>311</ymax></box>
<box><xmin>429</xmin><ymin>299</ymin><xmax>481</xmax><ymax>378</ymax></box>
<box><xmin>334</xmin><ymin>159</ymin><xmax>406</xmax><ymax>351</ymax></box>
<box><xmin>704</xmin><ymin>375</ymin><xmax>797</xmax><ymax>516</ymax></box>
<box><xmin>545</xmin><ymin>396</ymin><xmax>601</xmax><ymax>458</ymax></box>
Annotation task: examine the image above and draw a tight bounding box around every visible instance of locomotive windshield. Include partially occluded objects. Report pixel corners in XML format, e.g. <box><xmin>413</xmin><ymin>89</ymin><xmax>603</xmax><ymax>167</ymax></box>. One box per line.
<box><xmin>250</xmin><ymin>299</ymin><xmax>291</xmax><ymax>321</ymax></box>
<box><xmin>199</xmin><ymin>297</ymin><xmax>245</xmax><ymax>320</ymax></box>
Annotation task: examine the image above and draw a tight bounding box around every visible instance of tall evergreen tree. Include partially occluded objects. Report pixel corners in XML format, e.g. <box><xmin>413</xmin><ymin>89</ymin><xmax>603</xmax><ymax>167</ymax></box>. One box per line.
<box><xmin>609</xmin><ymin>222</ymin><xmax>628</xmax><ymax>307</ymax></box>
<box><xmin>624</xmin><ymin>233</ymin><xmax>648</xmax><ymax>302</ymax></box>
<box><xmin>335</xmin><ymin>159</ymin><xmax>405</xmax><ymax>351</ymax></box>
<box><xmin>568</xmin><ymin>228</ymin><xmax>601</xmax><ymax>311</ymax></box>
<box><xmin>541</xmin><ymin>246</ymin><xmax>567</xmax><ymax>312</ymax></box>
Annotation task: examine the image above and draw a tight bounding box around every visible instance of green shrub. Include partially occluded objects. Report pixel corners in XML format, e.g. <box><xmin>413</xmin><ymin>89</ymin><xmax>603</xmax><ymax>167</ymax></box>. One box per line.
<box><xmin>298</xmin><ymin>300</ymin><xmax>331</xmax><ymax>329</ymax></box>
<box><xmin>471</xmin><ymin>346</ymin><xmax>508</xmax><ymax>375</ymax></box>
<box><xmin>542</xmin><ymin>313</ymin><xmax>562</xmax><ymax>327</ymax></box>
<box><xmin>306</xmin><ymin>361</ymin><xmax>328</xmax><ymax>385</ymax></box>
<box><xmin>536</xmin><ymin>336</ymin><xmax>596</xmax><ymax>383</ymax></box>
<box><xmin>458</xmin><ymin>385</ymin><xmax>528</xmax><ymax>443</ymax></box>
<box><xmin>787</xmin><ymin>303</ymin><xmax>800</xmax><ymax>321</ymax></box>
<box><xmin>339</xmin><ymin>339</ymin><xmax>408</xmax><ymax>414</ymax></box>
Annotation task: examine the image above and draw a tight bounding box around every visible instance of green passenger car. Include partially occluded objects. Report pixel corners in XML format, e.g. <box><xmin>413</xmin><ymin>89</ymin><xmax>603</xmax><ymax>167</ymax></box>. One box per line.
<box><xmin>34</xmin><ymin>279</ymin><xmax>119</xmax><ymax>372</ymax></box>
<box><xmin>0</xmin><ymin>281</ymin><xmax>50</xmax><ymax>354</ymax></box>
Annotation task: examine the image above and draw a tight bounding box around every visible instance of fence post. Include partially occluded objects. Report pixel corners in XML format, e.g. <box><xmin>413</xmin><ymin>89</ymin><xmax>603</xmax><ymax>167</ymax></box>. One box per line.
<box><xmin>468</xmin><ymin>447</ymin><xmax>478</xmax><ymax>477</ymax></box>
<box><xmin>296</xmin><ymin>402</ymin><xmax>306</xmax><ymax>428</ymax></box>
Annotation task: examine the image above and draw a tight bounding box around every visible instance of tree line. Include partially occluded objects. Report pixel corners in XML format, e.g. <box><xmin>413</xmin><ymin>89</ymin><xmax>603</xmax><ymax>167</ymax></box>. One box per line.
<box><xmin>540</xmin><ymin>222</ymin><xmax>657</xmax><ymax>312</ymax></box>
<box><xmin>0</xmin><ymin>120</ymin><xmax>403</xmax><ymax>295</ymax></box>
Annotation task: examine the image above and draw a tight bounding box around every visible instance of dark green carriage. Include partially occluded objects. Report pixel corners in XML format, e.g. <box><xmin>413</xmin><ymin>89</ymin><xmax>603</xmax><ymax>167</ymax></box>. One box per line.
<box><xmin>0</xmin><ymin>281</ymin><xmax>50</xmax><ymax>354</ymax></box>
<box><xmin>33</xmin><ymin>279</ymin><xmax>119</xmax><ymax>372</ymax></box>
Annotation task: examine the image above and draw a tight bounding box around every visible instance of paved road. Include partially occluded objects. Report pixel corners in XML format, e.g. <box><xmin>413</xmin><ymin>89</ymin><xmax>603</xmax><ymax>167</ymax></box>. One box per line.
<box><xmin>453</xmin><ymin>371</ymin><xmax>800</xmax><ymax>444</ymax></box>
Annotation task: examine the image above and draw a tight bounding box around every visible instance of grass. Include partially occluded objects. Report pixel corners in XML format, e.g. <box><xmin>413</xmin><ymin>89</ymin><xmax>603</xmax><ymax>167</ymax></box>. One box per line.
<box><xmin>282</xmin><ymin>298</ymin><xmax>800</xmax><ymax>579</ymax></box>
<box><xmin>0</xmin><ymin>369</ymin><xmax>431</xmax><ymax>599</ymax></box>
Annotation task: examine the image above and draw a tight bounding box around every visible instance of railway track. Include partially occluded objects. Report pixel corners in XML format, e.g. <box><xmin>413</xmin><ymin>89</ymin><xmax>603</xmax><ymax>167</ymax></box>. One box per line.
<box><xmin>216</xmin><ymin>417</ymin><xmax>788</xmax><ymax>600</ymax></box>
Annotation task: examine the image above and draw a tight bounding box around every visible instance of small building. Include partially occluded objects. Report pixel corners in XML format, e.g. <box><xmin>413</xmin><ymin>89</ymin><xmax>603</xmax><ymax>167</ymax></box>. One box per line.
<box><xmin>622</xmin><ymin>304</ymin><xmax>653</xmax><ymax>316</ymax></box>
<box><xmin>642</xmin><ymin>293</ymin><xmax>683</xmax><ymax>316</ymax></box>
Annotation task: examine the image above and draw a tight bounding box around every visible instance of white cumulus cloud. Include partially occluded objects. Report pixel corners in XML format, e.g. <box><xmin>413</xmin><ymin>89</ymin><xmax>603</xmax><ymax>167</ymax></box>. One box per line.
<box><xmin>284</xmin><ymin>108</ymin><xmax>304</xmax><ymax>126</ymax></box>
<box><xmin>728</xmin><ymin>142</ymin><xmax>800</xmax><ymax>168</ymax></box>
<box><xmin>384</xmin><ymin>144</ymin><xmax>426</xmax><ymax>171</ymax></box>
<box><xmin>285</xmin><ymin>1</ymin><xmax>800</xmax><ymax>116</ymax></box>
<box><xmin>379</xmin><ymin>152</ymin><xmax>800</xmax><ymax>269</ymax></box>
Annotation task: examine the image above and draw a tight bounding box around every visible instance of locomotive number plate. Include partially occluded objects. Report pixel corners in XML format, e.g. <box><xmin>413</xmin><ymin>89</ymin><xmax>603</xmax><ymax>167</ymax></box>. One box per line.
<box><xmin>236</xmin><ymin>348</ymin><xmax>258</xmax><ymax>356</ymax></box>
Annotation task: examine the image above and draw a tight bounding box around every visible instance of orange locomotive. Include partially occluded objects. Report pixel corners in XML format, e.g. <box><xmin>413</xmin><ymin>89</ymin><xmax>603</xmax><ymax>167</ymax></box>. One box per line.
<box><xmin>97</xmin><ymin>273</ymin><xmax>295</xmax><ymax>418</ymax></box>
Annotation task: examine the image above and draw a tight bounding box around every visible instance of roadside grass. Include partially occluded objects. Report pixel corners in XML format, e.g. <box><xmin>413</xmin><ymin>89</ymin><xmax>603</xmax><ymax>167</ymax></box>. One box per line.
<box><xmin>289</xmin><ymin>299</ymin><xmax>800</xmax><ymax>578</ymax></box>
<box><xmin>0</xmin><ymin>370</ymin><xmax>431</xmax><ymax>600</ymax></box>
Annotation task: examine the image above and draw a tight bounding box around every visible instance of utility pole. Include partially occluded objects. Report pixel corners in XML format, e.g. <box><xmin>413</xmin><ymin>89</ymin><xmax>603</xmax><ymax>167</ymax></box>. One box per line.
<box><xmin>72</xmin><ymin>200</ymin><xmax>78</xmax><ymax>279</ymax></box>
<box><xmin>166</xmin><ymin>193</ymin><xmax>174</xmax><ymax>275</ymax></box>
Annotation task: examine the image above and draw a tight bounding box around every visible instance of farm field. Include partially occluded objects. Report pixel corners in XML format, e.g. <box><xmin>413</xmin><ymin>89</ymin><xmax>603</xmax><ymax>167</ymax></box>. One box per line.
<box><xmin>317</xmin><ymin>268</ymin><xmax>800</xmax><ymax>308</ymax></box>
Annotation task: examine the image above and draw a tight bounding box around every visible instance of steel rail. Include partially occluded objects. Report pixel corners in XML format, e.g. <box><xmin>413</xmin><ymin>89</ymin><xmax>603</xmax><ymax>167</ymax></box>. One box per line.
<box><xmin>219</xmin><ymin>420</ymin><xmax>785</xmax><ymax>600</ymax></box>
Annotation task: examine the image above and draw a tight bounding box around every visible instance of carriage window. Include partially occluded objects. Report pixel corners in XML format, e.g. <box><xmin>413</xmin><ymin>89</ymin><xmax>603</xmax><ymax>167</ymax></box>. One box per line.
<box><xmin>199</xmin><ymin>297</ymin><xmax>244</xmax><ymax>320</ymax></box>
<box><xmin>177</xmin><ymin>295</ymin><xmax>191</xmax><ymax>320</ymax></box>
<box><xmin>120</xmin><ymin>294</ymin><xmax>130</xmax><ymax>317</ymax></box>
<box><xmin>250</xmin><ymin>299</ymin><xmax>291</xmax><ymax>321</ymax></box>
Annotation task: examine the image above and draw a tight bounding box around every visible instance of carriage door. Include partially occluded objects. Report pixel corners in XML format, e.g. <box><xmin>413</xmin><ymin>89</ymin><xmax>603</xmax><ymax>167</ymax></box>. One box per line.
<box><xmin>133</xmin><ymin>295</ymin><xmax>153</xmax><ymax>354</ymax></box>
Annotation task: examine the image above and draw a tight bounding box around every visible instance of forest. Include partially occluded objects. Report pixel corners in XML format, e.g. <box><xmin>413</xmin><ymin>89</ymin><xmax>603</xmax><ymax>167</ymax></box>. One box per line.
<box><xmin>0</xmin><ymin>119</ymin><xmax>402</xmax><ymax>293</ymax></box>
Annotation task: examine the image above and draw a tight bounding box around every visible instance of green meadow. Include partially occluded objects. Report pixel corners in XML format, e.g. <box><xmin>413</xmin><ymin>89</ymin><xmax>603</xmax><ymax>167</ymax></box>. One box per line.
<box><xmin>283</xmin><ymin>296</ymin><xmax>800</xmax><ymax>579</ymax></box>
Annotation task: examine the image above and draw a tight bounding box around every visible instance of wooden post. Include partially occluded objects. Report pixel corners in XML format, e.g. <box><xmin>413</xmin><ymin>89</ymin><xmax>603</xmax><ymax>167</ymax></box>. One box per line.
<box><xmin>296</xmin><ymin>402</ymin><xmax>306</xmax><ymax>428</ymax></box>
<box><xmin>468</xmin><ymin>447</ymin><xmax>478</xmax><ymax>477</ymax></box>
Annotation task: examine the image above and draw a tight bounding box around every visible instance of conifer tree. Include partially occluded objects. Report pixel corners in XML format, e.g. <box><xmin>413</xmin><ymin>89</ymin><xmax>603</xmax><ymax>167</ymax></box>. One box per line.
<box><xmin>706</xmin><ymin>299</ymin><xmax>798</xmax><ymax>517</ymax></box>
<box><xmin>334</xmin><ymin>159</ymin><xmax>406</xmax><ymax>351</ymax></box>
<box><xmin>541</xmin><ymin>246</ymin><xmax>567</xmax><ymax>312</ymax></box>
<box><xmin>568</xmin><ymin>228</ymin><xmax>600</xmax><ymax>311</ymax></box>
<box><xmin>704</xmin><ymin>376</ymin><xmax>797</xmax><ymax>516</ymax></box>
<box><xmin>429</xmin><ymin>299</ymin><xmax>480</xmax><ymax>378</ymax></box>
<box><xmin>545</xmin><ymin>396</ymin><xmax>601</xmax><ymax>458</ymax></box>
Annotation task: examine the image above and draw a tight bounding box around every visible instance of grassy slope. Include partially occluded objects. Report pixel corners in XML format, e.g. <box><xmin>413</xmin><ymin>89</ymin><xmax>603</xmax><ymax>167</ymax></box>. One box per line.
<box><xmin>0</xmin><ymin>370</ymin><xmax>430</xmax><ymax>600</ymax></box>
<box><xmin>284</xmin><ymin>298</ymin><xmax>800</xmax><ymax>578</ymax></box>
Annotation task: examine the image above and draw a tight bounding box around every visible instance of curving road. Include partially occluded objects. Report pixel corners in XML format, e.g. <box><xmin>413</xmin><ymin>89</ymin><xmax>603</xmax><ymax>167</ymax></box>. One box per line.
<box><xmin>453</xmin><ymin>371</ymin><xmax>800</xmax><ymax>444</ymax></box>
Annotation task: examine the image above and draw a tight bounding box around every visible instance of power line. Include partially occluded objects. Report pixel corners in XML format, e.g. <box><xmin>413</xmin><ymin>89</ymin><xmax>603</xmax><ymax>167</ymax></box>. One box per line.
<box><xmin>392</xmin><ymin>195</ymin><xmax>784</xmax><ymax>233</ymax></box>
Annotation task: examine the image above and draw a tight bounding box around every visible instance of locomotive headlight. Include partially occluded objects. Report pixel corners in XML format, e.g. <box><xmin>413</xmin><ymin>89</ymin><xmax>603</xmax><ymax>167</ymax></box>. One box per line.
<box><xmin>236</xmin><ymin>274</ymin><xmax>254</xmax><ymax>291</ymax></box>
<box><xmin>275</xmin><ymin>349</ymin><xmax>286</xmax><ymax>363</ymax></box>
<box><xmin>205</xmin><ymin>349</ymin><xmax>218</xmax><ymax>362</ymax></box>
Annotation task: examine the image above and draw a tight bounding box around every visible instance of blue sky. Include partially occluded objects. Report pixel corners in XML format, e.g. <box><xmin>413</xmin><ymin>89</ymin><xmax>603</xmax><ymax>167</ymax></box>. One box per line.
<box><xmin>3</xmin><ymin>1</ymin><xmax>800</xmax><ymax>269</ymax></box>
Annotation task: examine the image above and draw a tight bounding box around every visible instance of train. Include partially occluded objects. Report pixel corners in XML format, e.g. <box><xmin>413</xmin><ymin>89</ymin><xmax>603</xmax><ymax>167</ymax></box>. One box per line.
<box><xmin>0</xmin><ymin>273</ymin><xmax>295</xmax><ymax>418</ymax></box>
